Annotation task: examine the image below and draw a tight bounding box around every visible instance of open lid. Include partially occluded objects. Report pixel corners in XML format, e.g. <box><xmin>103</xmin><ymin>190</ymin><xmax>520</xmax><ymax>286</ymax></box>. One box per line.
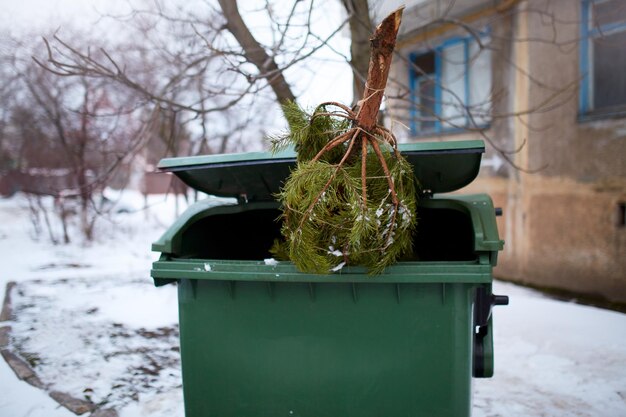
<box><xmin>157</xmin><ymin>140</ymin><xmax>485</xmax><ymax>200</ymax></box>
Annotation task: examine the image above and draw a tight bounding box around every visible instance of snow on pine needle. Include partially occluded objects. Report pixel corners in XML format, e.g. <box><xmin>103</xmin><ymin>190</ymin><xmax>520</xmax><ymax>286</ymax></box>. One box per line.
<box><xmin>270</xmin><ymin>101</ymin><xmax>418</xmax><ymax>274</ymax></box>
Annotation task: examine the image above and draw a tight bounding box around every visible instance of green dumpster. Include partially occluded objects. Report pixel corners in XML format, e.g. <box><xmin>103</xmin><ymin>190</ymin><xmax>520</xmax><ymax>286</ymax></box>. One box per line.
<box><xmin>151</xmin><ymin>139</ymin><xmax>508</xmax><ymax>417</ymax></box>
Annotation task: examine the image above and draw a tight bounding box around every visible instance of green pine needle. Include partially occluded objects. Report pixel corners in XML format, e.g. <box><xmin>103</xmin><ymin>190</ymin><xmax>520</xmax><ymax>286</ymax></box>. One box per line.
<box><xmin>271</xmin><ymin>101</ymin><xmax>419</xmax><ymax>274</ymax></box>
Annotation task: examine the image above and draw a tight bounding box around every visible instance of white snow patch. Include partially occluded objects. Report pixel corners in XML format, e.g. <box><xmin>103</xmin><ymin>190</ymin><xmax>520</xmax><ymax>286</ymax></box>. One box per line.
<box><xmin>119</xmin><ymin>390</ymin><xmax>184</xmax><ymax>417</ymax></box>
<box><xmin>473</xmin><ymin>281</ymin><xmax>626</xmax><ymax>417</ymax></box>
<box><xmin>330</xmin><ymin>261</ymin><xmax>346</xmax><ymax>272</ymax></box>
<box><xmin>264</xmin><ymin>258</ymin><xmax>278</xmax><ymax>266</ymax></box>
<box><xmin>204</xmin><ymin>262</ymin><xmax>212</xmax><ymax>271</ymax></box>
<box><xmin>0</xmin><ymin>357</ymin><xmax>74</xmax><ymax>417</ymax></box>
<box><xmin>10</xmin><ymin>278</ymin><xmax>181</xmax><ymax>413</ymax></box>
<box><xmin>0</xmin><ymin>194</ymin><xmax>625</xmax><ymax>417</ymax></box>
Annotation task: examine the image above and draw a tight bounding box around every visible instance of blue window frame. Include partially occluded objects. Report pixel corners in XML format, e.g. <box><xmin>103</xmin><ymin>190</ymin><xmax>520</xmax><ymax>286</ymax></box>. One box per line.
<box><xmin>409</xmin><ymin>33</ymin><xmax>492</xmax><ymax>136</ymax></box>
<box><xmin>580</xmin><ymin>0</ymin><xmax>626</xmax><ymax>117</ymax></box>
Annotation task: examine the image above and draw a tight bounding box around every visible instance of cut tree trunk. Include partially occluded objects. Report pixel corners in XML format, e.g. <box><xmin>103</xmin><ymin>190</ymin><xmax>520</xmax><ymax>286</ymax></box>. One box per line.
<box><xmin>355</xmin><ymin>7</ymin><xmax>403</xmax><ymax>131</ymax></box>
<box><xmin>277</xmin><ymin>7</ymin><xmax>414</xmax><ymax>274</ymax></box>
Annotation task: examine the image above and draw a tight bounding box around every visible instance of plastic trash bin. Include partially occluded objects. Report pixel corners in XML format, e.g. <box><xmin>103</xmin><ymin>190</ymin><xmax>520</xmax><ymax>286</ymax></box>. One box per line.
<box><xmin>151</xmin><ymin>139</ymin><xmax>508</xmax><ymax>417</ymax></box>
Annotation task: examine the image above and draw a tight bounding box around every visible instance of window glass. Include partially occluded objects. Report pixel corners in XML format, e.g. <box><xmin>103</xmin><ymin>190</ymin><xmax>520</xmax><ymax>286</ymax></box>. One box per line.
<box><xmin>413</xmin><ymin>51</ymin><xmax>436</xmax><ymax>74</ymax></box>
<box><xmin>418</xmin><ymin>78</ymin><xmax>437</xmax><ymax>132</ymax></box>
<box><xmin>409</xmin><ymin>33</ymin><xmax>491</xmax><ymax>135</ymax></box>
<box><xmin>592</xmin><ymin>30</ymin><xmax>626</xmax><ymax>110</ymax></box>
<box><xmin>412</xmin><ymin>52</ymin><xmax>437</xmax><ymax>133</ymax></box>
<box><xmin>468</xmin><ymin>40</ymin><xmax>492</xmax><ymax>126</ymax></box>
<box><xmin>441</xmin><ymin>42</ymin><xmax>466</xmax><ymax>128</ymax></box>
<box><xmin>592</xmin><ymin>0</ymin><xmax>626</xmax><ymax>29</ymax></box>
<box><xmin>582</xmin><ymin>0</ymin><xmax>626</xmax><ymax>115</ymax></box>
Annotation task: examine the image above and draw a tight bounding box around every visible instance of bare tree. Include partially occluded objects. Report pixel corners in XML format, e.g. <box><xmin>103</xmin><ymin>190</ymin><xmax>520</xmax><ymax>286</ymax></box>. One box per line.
<box><xmin>31</xmin><ymin>0</ymin><xmax>598</xmax><ymax>176</ymax></box>
<box><xmin>35</xmin><ymin>1</ymin><xmax>350</xmax><ymax>119</ymax></box>
<box><xmin>340</xmin><ymin>0</ymin><xmax>373</xmax><ymax>104</ymax></box>
<box><xmin>216</xmin><ymin>0</ymin><xmax>297</xmax><ymax>105</ymax></box>
<box><xmin>1</xmin><ymin>33</ymin><xmax>151</xmax><ymax>241</ymax></box>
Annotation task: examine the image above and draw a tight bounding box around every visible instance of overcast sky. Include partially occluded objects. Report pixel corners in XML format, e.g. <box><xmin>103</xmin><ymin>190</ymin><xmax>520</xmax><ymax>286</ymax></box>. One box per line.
<box><xmin>1</xmin><ymin>0</ymin><xmax>126</xmax><ymax>31</ymax></box>
<box><xmin>1</xmin><ymin>0</ymin><xmax>352</xmax><ymax>109</ymax></box>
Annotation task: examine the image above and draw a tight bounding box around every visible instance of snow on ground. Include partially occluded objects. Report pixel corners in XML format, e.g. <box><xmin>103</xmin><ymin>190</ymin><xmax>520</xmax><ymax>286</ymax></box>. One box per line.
<box><xmin>10</xmin><ymin>278</ymin><xmax>182</xmax><ymax>412</ymax></box>
<box><xmin>0</xmin><ymin>191</ymin><xmax>189</xmax><ymax>417</ymax></box>
<box><xmin>0</xmin><ymin>192</ymin><xmax>625</xmax><ymax>417</ymax></box>
<box><xmin>474</xmin><ymin>281</ymin><xmax>626</xmax><ymax>417</ymax></box>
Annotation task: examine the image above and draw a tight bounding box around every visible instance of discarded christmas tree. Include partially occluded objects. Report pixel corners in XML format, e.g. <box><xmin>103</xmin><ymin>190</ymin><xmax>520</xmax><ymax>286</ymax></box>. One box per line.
<box><xmin>272</xmin><ymin>8</ymin><xmax>418</xmax><ymax>274</ymax></box>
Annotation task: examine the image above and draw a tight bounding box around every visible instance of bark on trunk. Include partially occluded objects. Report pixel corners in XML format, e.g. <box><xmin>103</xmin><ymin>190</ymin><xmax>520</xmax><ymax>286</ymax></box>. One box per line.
<box><xmin>355</xmin><ymin>7</ymin><xmax>403</xmax><ymax>131</ymax></box>
<box><xmin>341</xmin><ymin>0</ymin><xmax>374</xmax><ymax>106</ymax></box>
<box><xmin>217</xmin><ymin>0</ymin><xmax>297</xmax><ymax>106</ymax></box>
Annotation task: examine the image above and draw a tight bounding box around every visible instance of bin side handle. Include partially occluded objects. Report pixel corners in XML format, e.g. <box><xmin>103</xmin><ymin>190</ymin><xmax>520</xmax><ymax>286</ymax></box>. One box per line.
<box><xmin>473</xmin><ymin>286</ymin><xmax>508</xmax><ymax>378</ymax></box>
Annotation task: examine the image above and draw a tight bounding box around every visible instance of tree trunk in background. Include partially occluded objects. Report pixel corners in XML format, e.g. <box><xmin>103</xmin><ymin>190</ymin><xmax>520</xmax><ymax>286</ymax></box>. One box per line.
<box><xmin>217</xmin><ymin>0</ymin><xmax>297</xmax><ymax>108</ymax></box>
<box><xmin>341</xmin><ymin>0</ymin><xmax>373</xmax><ymax>106</ymax></box>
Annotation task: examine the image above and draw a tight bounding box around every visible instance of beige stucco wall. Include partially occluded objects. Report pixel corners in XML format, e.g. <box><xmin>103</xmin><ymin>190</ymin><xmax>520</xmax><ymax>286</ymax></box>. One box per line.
<box><xmin>388</xmin><ymin>0</ymin><xmax>626</xmax><ymax>303</ymax></box>
<box><xmin>465</xmin><ymin>175</ymin><xmax>626</xmax><ymax>303</ymax></box>
<box><xmin>524</xmin><ymin>0</ymin><xmax>626</xmax><ymax>179</ymax></box>
<box><xmin>506</xmin><ymin>0</ymin><xmax>626</xmax><ymax>303</ymax></box>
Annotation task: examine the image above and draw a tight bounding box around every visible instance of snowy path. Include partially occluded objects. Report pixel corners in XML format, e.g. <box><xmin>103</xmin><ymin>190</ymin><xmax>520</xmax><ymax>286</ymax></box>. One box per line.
<box><xmin>474</xmin><ymin>281</ymin><xmax>626</xmax><ymax>417</ymax></box>
<box><xmin>1</xmin><ymin>194</ymin><xmax>625</xmax><ymax>417</ymax></box>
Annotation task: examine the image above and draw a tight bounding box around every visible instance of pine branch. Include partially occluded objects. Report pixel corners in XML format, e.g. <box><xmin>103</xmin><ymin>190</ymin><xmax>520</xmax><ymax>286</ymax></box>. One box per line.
<box><xmin>274</xmin><ymin>8</ymin><xmax>418</xmax><ymax>274</ymax></box>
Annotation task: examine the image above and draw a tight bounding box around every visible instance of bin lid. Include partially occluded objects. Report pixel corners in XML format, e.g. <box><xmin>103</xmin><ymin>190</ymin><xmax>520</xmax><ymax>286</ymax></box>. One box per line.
<box><xmin>157</xmin><ymin>140</ymin><xmax>485</xmax><ymax>200</ymax></box>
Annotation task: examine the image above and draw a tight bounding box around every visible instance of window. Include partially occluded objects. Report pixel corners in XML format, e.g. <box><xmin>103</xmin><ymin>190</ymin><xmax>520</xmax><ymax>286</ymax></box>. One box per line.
<box><xmin>409</xmin><ymin>35</ymin><xmax>492</xmax><ymax>135</ymax></box>
<box><xmin>411</xmin><ymin>51</ymin><xmax>437</xmax><ymax>132</ymax></box>
<box><xmin>580</xmin><ymin>0</ymin><xmax>626</xmax><ymax>116</ymax></box>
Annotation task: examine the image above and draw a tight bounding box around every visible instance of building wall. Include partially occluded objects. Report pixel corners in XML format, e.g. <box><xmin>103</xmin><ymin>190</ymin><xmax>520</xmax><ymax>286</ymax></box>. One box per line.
<box><xmin>387</xmin><ymin>0</ymin><xmax>626</xmax><ymax>303</ymax></box>
<box><xmin>514</xmin><ymin>0</ymin><xmax>626</xmax><ymax>302</ymax></box>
